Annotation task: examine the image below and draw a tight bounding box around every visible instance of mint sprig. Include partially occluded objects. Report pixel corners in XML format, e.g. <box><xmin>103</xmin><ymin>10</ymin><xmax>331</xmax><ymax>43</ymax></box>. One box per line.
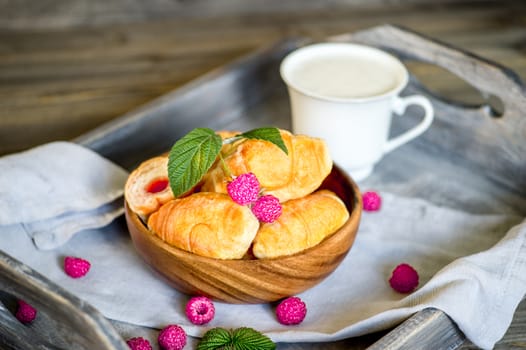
<box><xmin>197</xmin><ymin>327</ymin><xmax>276</xmax><ymax>350</ymax></box>
<box><xmin>168</xmin><ymin>127</ymin><xmax>287</xmax><ymax>197</ymax></box>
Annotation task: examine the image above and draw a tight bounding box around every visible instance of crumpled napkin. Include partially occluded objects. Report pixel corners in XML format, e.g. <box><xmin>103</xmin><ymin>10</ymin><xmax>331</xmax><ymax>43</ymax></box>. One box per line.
<box><xmin>0</xmin><ymin>142</ymin><xmax>128</xmax><ymax>249</ymax></box>
<box><xmin>1</xmin><ymin>189</ymin><xmax>524</xmax><ymax>349</ymax></box>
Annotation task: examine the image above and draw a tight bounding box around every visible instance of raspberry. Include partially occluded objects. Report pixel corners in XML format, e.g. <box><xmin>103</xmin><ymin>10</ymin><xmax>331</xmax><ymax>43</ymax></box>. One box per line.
<box><xmin>276</xmin><ymin>296</ymin><xmax>307</xmax><ymax>325</ymax></box>
<box><xmin>389</xmin><ymin>263</ymin><xmax>419</xmax><ymax>293</ymax></box>
<box><xmin>126</xmin><ymin>337</ymin><xmax>153</xmax><ymax>350</ymax></box>
<box><xmin>64</xmin><ymin>256</ymin><xmax>91</xmax><ymax>278</ymax></box>
<box><xmin>362</xmin><ymin>191</ymin><xmax>382</xmax><ymax>211</ymax></box>
<box><xmin>252</xmin><ymin>195</ymin><xmax>282</xmax><ymax>223</ymax></box>
<box><xmin>227</xmin><ymin>172</ymin><xmax>260</xmax><ymax>205</ymax></box>
<box><xmin>185</xmin><ymin>296</ymin><xmax>215</xmax><ymax>325</ymax></box>
<box><xmin>158</xmin><ymin>325</ymin><xmax>187</xmax><ymax>350</ymax></box>
<box><xmin>15</xmin><ymin>300</ymin><xmax>37</xmax><ymax>324</ymax></box>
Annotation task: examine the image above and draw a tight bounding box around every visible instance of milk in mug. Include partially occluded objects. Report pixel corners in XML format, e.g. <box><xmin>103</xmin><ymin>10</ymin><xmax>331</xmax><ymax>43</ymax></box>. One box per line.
<box><xmin>280</xmin><ymin>42</ymin><xmax>434</xmax><ymax>181</ymax></box>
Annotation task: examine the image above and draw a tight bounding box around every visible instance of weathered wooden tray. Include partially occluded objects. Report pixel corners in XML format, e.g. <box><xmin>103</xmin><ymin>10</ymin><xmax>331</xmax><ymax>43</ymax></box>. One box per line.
<box><xmin>1</xmin><ymin>25</ymin><xmax>525</xmax><ymax>349</ymax></box>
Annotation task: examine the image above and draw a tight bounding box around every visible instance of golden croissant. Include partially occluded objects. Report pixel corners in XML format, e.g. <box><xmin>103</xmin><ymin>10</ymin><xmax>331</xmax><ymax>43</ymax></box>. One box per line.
<box><xmin>252</xmin><ymin>190</ymin><xmax>349</xmax><ymax>259</ymax></box>
<box><xmin>147</xmin><ymin>192</ymin><xmax>260</xmax><ymax>259</ymax></box>
<box><xmin>124</xmin><ymin>156</ymin><xmax>174</xmax><ymax>218</ymax></box>
<box><xmin>201</xmin><ymin>129</ymin><xmax>332</xmax><ymax>203</ymax></box>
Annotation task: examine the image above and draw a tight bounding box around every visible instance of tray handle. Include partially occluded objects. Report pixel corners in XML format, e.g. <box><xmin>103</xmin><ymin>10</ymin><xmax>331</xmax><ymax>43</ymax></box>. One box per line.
<box><xmin>329</xmin><ymin>25</ymin><xmax>526</xmax><ymax>193</ymax></box>
<box><xmin>329</xmin><ymin>24</ymin><xmax>526</xmax><ymax>120</ymax></box>
<box><xmin>0</xmin><ymin>251</ymin><xmax>128</xmax><ymax>350</ymax></box>
<box><xmin>367</xmin><ymin>308</ymin><xmax>465</xmax><ymax>350</ymax></box>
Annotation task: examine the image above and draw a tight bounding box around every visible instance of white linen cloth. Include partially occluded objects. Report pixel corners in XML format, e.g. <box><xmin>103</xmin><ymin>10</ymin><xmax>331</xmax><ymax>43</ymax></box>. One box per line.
<box><xmin>0</xmin><ymin>143</ymin><xmax>525</xmax><ymax>349</ymax></box>
<box><xmin>0</xmin><ymin>142</ymin><xmax>128</xmax><ymax>249</ymax></box>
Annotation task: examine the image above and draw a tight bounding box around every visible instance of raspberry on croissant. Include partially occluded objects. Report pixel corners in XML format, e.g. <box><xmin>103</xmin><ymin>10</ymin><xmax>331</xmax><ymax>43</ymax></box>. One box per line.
<box><xmin>252</xmin><ymin>190</ymin><xmax>349</xmax><ymax>259</ymax></box>
<box><xmin>147</xmin><ymin>192</ymin><xmax>260</xmax><ymax>259</ymax></box>
<box><xmin>201</xmin><ymin>129</ymin><xmax>332</xmax><ymax>203</ymax></box>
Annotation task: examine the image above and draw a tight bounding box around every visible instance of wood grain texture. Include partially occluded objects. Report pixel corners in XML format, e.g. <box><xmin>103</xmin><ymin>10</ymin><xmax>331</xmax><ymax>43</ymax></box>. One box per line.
<box><xmin>0</xmin><ymin>0</ymin><xmax>509</xmax><ymax>30</ymax></box>
<box><xmin>0</xmin><ymin>252</ymin><xmax>128</xmax><ymax>350</ymax></box>
<box><xmin>367</xmin><ymin>308</ymin><xmax>466</xmax><ymax>350</ymax></box>
<box><xmin>1</xmin><ymin>1</ymin><xmax>525</xmax><ymax>156</ymax></box>
<box><xmin>125</xmin><ymin>165</ymin><xmax>362</xmax><ymax>303</ymax></box>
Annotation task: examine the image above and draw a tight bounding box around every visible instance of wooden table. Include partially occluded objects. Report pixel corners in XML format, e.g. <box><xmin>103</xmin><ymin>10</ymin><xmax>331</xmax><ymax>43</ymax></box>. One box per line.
<box><xmin>1</xmin><ymin>1</ymin><xmax>525</xmax><ymax>348</ymax></box>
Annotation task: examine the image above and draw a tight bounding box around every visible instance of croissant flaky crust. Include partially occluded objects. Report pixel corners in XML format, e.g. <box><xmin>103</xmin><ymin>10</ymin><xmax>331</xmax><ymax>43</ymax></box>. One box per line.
<box><xmin>201</xmin><ymin>129</ymin><xmax>332</xmax><ymax>203</ymax></box>
<box><xmin>252</xmin><ymin>190</ymin><xmax>350</xmax><ymax>259</ymax></box>
<box><xmin>124</xmin><ymin>156</ymin><xmax>174</xmax><ymax>218</ymax></box>
<box><xmin>147</xmin><ymin>192</ymin><xmax>260</xmax><ymax>259</ymax></box>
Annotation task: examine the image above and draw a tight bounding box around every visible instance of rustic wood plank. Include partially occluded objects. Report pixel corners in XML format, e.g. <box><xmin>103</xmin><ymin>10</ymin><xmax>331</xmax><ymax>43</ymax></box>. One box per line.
<box><xmin>1</xmin><ymin>2</ymin><xmax>524</xmax><ymax>155</ymax></box>
<box><xmin>0</xmin><ymin>0</ymin><xmax>515</xmax><ymax>30</ymax></box>
<box><xmin>0</xmin><ymin>252</ymin><xmax>128</xmax><ymax>350</ymax></box>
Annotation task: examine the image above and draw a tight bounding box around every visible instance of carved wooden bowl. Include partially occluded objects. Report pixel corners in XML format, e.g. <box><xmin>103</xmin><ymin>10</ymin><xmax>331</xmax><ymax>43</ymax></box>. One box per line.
<box><xmin>125</xmin><ymin>165</ymin><xmax>362</xmax><ymax>304</ymax></box>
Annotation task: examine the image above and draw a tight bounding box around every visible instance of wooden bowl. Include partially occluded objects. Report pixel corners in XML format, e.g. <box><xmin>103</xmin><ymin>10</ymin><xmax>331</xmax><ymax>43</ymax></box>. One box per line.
<box><xmin>125</xmin><ymin>165</ymin><xmax>362</xmax><ymax>304</ymax></box>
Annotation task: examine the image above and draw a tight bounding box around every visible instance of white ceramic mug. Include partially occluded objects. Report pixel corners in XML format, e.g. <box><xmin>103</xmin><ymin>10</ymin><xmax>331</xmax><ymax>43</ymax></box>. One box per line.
<box><xmin>280</xmin><ymin>42</ymin><xmax>434</xmax><ymax>181</ymax></box>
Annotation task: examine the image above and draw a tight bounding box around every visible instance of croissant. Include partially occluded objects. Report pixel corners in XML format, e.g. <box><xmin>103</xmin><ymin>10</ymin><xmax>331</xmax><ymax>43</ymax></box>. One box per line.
<box><xmin>252</xmin><ymin>190</ymin><xmax>349</xmax><ymax>259</ymax></box>
<box><xmin>147</xmin><ymin>192</ymin><xmax>260</xmax><ymax>259</ymax></box>
<box><xmin>124</xmin><ymin>156</ymin><xmax>174</xmax><ymax>218</ymax></box>
<box><xmin>201</xmin><ymin>129</ymin><xmax>332</xmax><ymax>202</ymax></box>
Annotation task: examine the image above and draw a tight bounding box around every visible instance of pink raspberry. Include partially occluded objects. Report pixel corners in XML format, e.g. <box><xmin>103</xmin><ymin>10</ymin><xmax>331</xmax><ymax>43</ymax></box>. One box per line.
<box><xmin>362</xmin><ymin>191</ymin><xmax>382</xmax><ymax>211</ymax></box>
<box><xmin>389</xmin><ymin>263</ymin><xmax>419</xmax><ymax>293</ymax></box>
<box><xmin>251</xmin><ymin>194</ymin><xmax>282</xmax><ymax>223</ymax></box>
<box><xmin>126</xmin><ymin>337</ymin><xmax>153</xmax><ymax>350</ymax></box>
<box><xmin>227</xmin><ymin>172</ymin><xmax>260</xmax><ymax>205</ymax></box>
<box><xmin>158</xmin><ymin>325</ymin><xmax>187</xmax><ymax>350</ymax></box>
<box><xmin>185</xmin><ymin>296</ymin><xmax>215</xmax><ymax>325</ymax></box>
<box><xmin>15</xmin><ymin>300</ymin><xmax>37</xmax><ymax>324</ymax></box>
<box><xmin>276</xmin><ymin>296</ymin><xmax>307</xmax><ymax>325</ymax></box>
<box><xmin>64</xmin><ymin>256</ymin><xmax>91</xmax><ymax>278</ymax></box>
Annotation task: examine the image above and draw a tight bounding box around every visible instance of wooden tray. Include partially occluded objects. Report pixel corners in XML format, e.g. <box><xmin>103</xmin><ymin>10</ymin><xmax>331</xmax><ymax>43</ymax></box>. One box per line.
<box><xmin>1</xmin><ymin>25</ymin><xmax>525</xmax><ymax>349</ymax></box>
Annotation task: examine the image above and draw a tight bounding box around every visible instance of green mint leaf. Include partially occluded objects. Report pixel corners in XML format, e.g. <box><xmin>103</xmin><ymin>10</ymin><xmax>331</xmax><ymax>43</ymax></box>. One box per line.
<box><xmin>196</xmin><ymin>327</ymin><xmax>275</xmax><ymax>350</ymax></box>
<box><xmin>197</xmin><ymin>328</ymin><xmax>233</xmax><ymax>350</ymax></box>
<box><xmin>231</xmin><ymin>327</ymin><xmax>276</xmax><ymax>350</ymax></box>
<box><xmin>239</xmin><ymin>127</ymin><xmax>288</xmax><ymax>155</ymax></box>
<box><xmin>168</xmin><ymin>128</ymin><xmax>222</xmax><ymax>197</ymax></box>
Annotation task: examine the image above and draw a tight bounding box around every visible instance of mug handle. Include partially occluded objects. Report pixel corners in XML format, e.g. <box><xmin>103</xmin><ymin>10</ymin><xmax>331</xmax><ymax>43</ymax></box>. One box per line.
<box><xmin>383</xmin><ymin>95</ymin><xmax>434</xmax><ymax>153</ymax></box>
